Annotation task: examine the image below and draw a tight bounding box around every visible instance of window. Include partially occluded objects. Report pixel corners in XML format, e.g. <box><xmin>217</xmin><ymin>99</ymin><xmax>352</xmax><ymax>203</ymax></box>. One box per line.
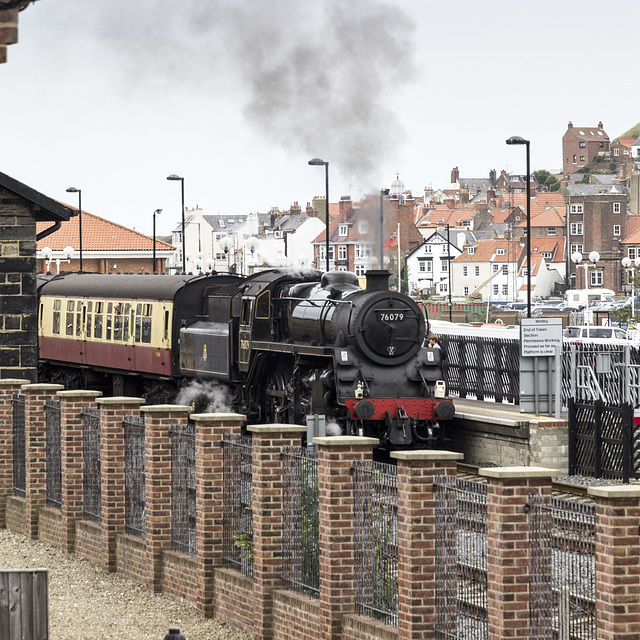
<box><xmin>75</xmin><ymin>300</ymin><xmax>82</xmax><ymax>337</ymax></box>
<box><xmin>106</xmin><ymin>302</ymin><xmax>113</xmax><ymax>340</ymax></box>
<box><xmin>502</xmin><ymin>285</ymin><xmax>508</xmax><ymax>295</ymax></box>
<box><xmin>256</xmin><ymin>291</ymin><xmax>270</xmax><ymax>319</ymax></box>
<box><xmin>580</xmin><ymin>156</ymin><xmax>585</xmax><ymax>162</ymax></box>
<box><xmin>441</xmin><ymin>259</ymin><xmax>449</xmax><ymax>272</ymax></box>
<box><xmin>439</xmin><ymin>283</ymin><xmax>448</xmax><ymax>294</ymax></box>
<box><xmin>522</xmin><ymin>268</ymin><xmax>528</xmax><ymax>277</ymax></box>
<box><xmin>624</xmin><ymin>149</ymin><xmax>629</xmax><ymax>155</ymax></box>
<box><xmin>52</xmin><ymin>299</ymin><xmax>61</xmax><ymax>335</ymax></box>
<box><xmin>65</xmin><ymin>300</ymin><xmax>75</xmax><ymax>336</ymax></box>
<box><xmin>338</xmin><ymin>245</ymin><xmax>347</xmax><ymax>260</ymax></box>
<box><xmin>474</xmin><ymin>266</ymin><xmax>480</xmax><ymax>276</ymax></box>
<box><xmin>425</xmin><ymin>261</ymin><xmax>432</xmax><ymax>273</ymax></box>
<box><xmin>113</xmin><ymin>303</ymin><xmax>124</xmax><ymax>341</ymax></box>
<box><xmin>542</xmin><ymin>252</ymin><xmax>553</xmax><ymax>259</ymax></box>
<box><xmin>629</xmin><ymin>248</ymin><xmax>637</xmax><ymax>260</ymax></box>
<box><xmin>569</xmin><ymin>203</ymin><xmax>582</xmax><ymax>215</ymax></box>
<box><xmin>570</xmin><ymin>222</ymin><xmax>583</xmax><ymax>235</ymax></box>
<box><xmin>425</xmin><ymin>244</ymin><xmax>432</xmax><ymax>254</ymax></box>
<box><xmin>94</xmin><ymin>301</ymin><xmax>103</xmax><ymax>339</ymax></box>
<box><xmin>493</xmin><ymin>284</ymin><xmax>499</xmax><ymax>295</ymax></box>
<box><xmin>463</xmin><ymin>266</ymin><xmax>468</xmax><ymax>276</ymax></box>
<box><xmin>419</xmin><ymin>261</ymin><xmax>426</xmax><ymax>272</ymax></box>
<box><xmin>355</xmin><ymin>264</ymin><xmax>366</xmax><ymax>276</ymax></box>
<box><xmin>441</xmin><ymin>244</ymin><xmax>448</xmax><ymax>254</ymax></box>
<box><xmin>338</xmin><ymin>224</ymin><xmax>348</xmax><ymax>237</ymax></box>
<box><xmin>571</xmin><ymin>244</ymin><xmax>583</xmax><ymax>255</ymax></box>
<box><xmin>496</xmin><ymin>248</ymin><xmax>506</xmax><ymax>255</ymax></box>
<box><xmin>468</xmin><ymin>246</ymin><xmax>476</xmax><ymax>255</ymax></box>
<box><xmin>462</xmin><ymin>220</ymin><xmax>471</xmax><ymax>228</ymax></box>
<box><xmin>319</xmin><ymin>245</ymin><xmax>334</xmax><ymax>260</ymax></box>
<box><xmin>502</xmin><ymin>265</ymin><xmax>508</xmax><ymax>275</ymax></box>
<box><xmin>547</xmin><ymin>227</ymin><xmax>556</xmax><ymax>236</ymax></box>
<box><xmin>579</xmin><ymin>142</ymin><xmax>585</xmax><ymax>148</ymax></box>
<box><xmin>590</xmin><ymin>270</ymin><xmax>603</xmax><ymax>287</ymax></box>
<box><xmin>463</xmin><ymin>286</ymin><xmax>469</xmax><ymax>296</ymax></box>
<box><xmin>358</xmin><ymin>221</ymin><xmax>368</xmax><ymax>234</ymax></box>
<box><xmin>614</xmin><ymin>202</ymin><xmax>621</xmax><ymax>214</ymax></box>
<box><xmin>614</xmin><ymin>148</ymin><xmax>619</xmax><ymax>157</ymax></box>
<box><xmin>493</xmin><ymin>264</ymin><xmax>499</xmax><ymax>273</ymax></box>
<box><xmin>573</xmin><ymin>155</ymin><xmax>577</xmax><ymax>163</ymax></box>
<box><xmin>614</xmin><ymin>225</ymin><xmax>621</xmax><ymax>236</ymax></box>
<box><xmin>215</xmin><ymin>252</ymin><xmax>226</xmax><ymax>260</ymax></box>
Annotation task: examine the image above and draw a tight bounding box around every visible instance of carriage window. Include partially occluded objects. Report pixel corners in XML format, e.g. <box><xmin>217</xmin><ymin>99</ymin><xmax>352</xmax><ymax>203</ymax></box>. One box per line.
<box><xmin>141</xmin><ymin>304</ymin><xmax>152</xmax><ymax>343</ymax></box>
<box><xmin>113</xmin><ymin>302</ymin><xmax>123</xmax><ymax>341</ymax></box>
<box><xmin>94</xmin><ymin>301</ymin><xmax>103</xmax><ymax>339</ymax></box>
<box><xmin>86</xmin><ymin>301</ymin><xmax>93</xmax><ymax>338</ymax></box>
<box><xmin>106</xmin><ymin>302</ymin><xmax>113</xmax><ymax>340</ymax></box>
<box><xmin>123</xmin><ymin>303</ymin><xmax>131</xmax><ymax>341</ymax></box>
<box><xmin>52</xmin><ymin>299</ymin><xmax>61</xmax><ymax>335</ymax></box>
<box><xmin>66</xmin><ymin>300</ymin><xmax>75</xmax><ymax>336</ymax></box>
<box><xmin>255</xmin><ymin>291</ymin><xmax>270</xmax><ymax>319</ymax></box>
<box><xmin>135</xmin><ymin>316</ymin><xmax>141</xmax><ymax>342</ymax></box>
<box><xmin>76</xmin><ymin>300</ymin><xmax>82</xmax><ymax>337</ymax></box>
<box><xmin>164</xmin><ymin>310</ymin><xmax>170</xmax><ymax>341</ymax></box>
<box><xmin>241</xmin><ymin>299</ymin><xmax>253</xmax><ymax>325</ymax></box>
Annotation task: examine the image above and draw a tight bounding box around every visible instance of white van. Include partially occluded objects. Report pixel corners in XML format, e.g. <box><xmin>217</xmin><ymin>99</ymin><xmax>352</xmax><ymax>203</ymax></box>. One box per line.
<box><xmin>564</xmin><ymin>289</ymin><xmax>615</xmax><ymax>307</ymax></box>
<box><xmin>563</xmin><ymin>325</ymin><xmax>629</xmax><ymax>343</ymax></box>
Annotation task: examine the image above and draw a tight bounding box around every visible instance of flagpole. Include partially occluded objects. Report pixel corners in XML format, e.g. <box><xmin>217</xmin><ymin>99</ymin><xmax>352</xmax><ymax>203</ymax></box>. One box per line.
<box><xmin>397</xmin><ymin>223</ymin><xmax>401</xmax><ymax>292</ymax></box>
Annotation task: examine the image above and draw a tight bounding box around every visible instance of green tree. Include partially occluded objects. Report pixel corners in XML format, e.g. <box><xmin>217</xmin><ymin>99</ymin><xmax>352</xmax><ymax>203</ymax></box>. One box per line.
<box><xmin>545</xmin><ymin>175</ymin><xmax>560</xmax><ymax>191</ymax></box>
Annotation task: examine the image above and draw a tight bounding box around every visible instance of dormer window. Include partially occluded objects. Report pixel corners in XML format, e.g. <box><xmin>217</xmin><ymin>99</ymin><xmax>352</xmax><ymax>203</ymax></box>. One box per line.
<box><xmin>338</xmin><ymin>224</ymin><xmax>348</xmax><ymax>237</ymax></box>
<box><xmin>496</xmin><ymin>248</ymin><xmax>506</xmax><ymax>255</ymax></box>
<box><xmin>468</xmin><ymin>246</ymin><xmax>476</xmax><ymax>255</ymax></box>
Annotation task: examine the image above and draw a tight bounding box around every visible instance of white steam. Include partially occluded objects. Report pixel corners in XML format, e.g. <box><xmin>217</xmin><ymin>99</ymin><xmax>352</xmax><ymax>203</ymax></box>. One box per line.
<box><xmin>325</xmin><ymin>422</ymin><xmax>343</xmax><ymax>437</ymax></box>
<box><xmin>175</xmin><ymin>380</ymin><xmax>233</xmax><ymax>413</ymax></box>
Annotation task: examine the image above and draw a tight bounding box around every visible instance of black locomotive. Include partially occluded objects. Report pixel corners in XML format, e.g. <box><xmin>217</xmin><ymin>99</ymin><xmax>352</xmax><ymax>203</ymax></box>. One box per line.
<box><xmin>38</xmin><ymin>268</ymin><xmax>454</xmax><ymax>448</ymax></box>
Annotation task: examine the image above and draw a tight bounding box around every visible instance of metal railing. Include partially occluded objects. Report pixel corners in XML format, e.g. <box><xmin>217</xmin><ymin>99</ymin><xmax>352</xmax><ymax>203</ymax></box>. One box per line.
<box><xmin>12</xmin><ymin>394</ymin><xmax>25</xmax><ymax>498</ymax></box>
<box><xmin>222</xmin><ymin>434</ymin><xmax>253</xmax><ymax>576</ymax></box>
<box><xmin>434</xmin><ymin>475</ymin><xmax>488</xmax><ymax>640</ymax></box>
<box><xmin>170</xmin><ymin>423</ymin><xmax>196</xmax><ymax>555</ymax></box>
<box><xmin>352</xmin><ymin>459</ymin><xmax>398</xmax><ymax>627</ymax></box>
<box><xmin>82</xmin><ymin>407</ymin><xmax>101</xmax><ymax>523</ymax></box>
<box><xmin>123</xmin><ymin>415</ymin><xmax>145</xmax><ymax>537</ymax></box>
<box><xmin>282</xmin><ymin>445</ymin><xmax>319</xmax><ymax>598</ymax></box>
<box><xmin>45</xmin><ymin>399</ymin><xmax>62</xmax><ymax>508</ymax></box>
<box><xmin>529</xmin><ymin>493</ymin><xmax>596</xmax><ymax>640</ymax></box>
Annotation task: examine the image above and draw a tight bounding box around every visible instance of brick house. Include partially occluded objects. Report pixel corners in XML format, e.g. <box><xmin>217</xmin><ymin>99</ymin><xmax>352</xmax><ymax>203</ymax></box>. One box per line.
<box><xmin>562</xmin><ymin>121</ymin><xmax>610</xmax><ymax>176</ymax></box>
<box><xmin>564</xmin><ymin>184</ymin><xmax>627</xmax><ymax>291</ymax></box>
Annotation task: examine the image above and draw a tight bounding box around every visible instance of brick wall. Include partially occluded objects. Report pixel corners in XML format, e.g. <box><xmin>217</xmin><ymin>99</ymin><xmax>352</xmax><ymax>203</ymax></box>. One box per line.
<box><xmin>0</xmin><ymin>192</ymin><xmax>38</xmax><ymax>382</ymax></box>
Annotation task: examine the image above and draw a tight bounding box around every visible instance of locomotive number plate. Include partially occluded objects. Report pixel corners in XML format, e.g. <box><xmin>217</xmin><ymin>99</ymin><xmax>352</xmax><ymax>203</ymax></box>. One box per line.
<box><xmin>377</xmin><ymin>311</ymin><xmax>405</xmax><ymax>322</ymax></box>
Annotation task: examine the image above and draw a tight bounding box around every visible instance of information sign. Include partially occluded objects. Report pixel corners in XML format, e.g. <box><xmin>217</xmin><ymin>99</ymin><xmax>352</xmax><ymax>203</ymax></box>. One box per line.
<box><xmin>520</xmin><ymin>317</ymin><xmax>563</xmax><ymax>357</ymax></box>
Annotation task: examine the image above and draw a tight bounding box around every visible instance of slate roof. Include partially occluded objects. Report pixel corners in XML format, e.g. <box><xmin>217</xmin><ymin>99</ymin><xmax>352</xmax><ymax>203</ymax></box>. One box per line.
<box><xmin>203</xmin><ymin>214</ymin><xmax>249</xmax><ymax>233</ymax></box>
<box><xmin>565</xmin><ymin>184</ymin><xmax>626</xmax><ymax>197</ymax></box>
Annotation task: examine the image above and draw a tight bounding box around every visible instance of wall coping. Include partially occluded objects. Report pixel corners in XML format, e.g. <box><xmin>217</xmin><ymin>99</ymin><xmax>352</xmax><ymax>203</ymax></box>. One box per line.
<box><xmin>0</xmin><ymin>378</ymin><xmax>29</xmax><ymax>386</ymax></box>
<box><xmin>140</xmin><ymin>404</ymin><xmax>191</xmax><ymax>414</ymax></box>
<box><xmin>97</xmin><ymin>396</ymin><xmax>146</xmax><ymax>406</ymax></box>
<box><xmin>191</xmin><ymin>412</ymin><xmax>247</xmax><ymax>422</ymax></box>
<box><xmin>588</xmin><ymin>484</ymin><xmax>640</xmax><ymax>499</ymax></box>
<box><xmin>57</xmin><ymin>390</ymin><xmax>103</xmax><ymax>399</ymax></box>
<box><xmin>479</xmin><ymin>466</ymin><xmax>557</xmax><ymax>479</ymax></box>
<box><xmin>21</xmin><ymin>383</ymin><xmax>64</xmax><ymax>392</ymax></box>
<box><xmin>313</xmin><ymin>435</ymin><xmax>379</xmax><ymax>446</ymax></box>
<box><xmin>391</xmin><ymin>450</ymin><xmax>464</xmax><ymax>461</ymax></box>
<box><xmin>247</xmin><ymin>424</ymin><xmax>308</xmax><ymax>434</ymax></box>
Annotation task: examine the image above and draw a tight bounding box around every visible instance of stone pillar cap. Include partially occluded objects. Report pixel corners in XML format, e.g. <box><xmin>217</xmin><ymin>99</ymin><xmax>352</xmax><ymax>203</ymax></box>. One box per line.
<box><xmin>191</xmin><ymin>412</ymin><xmax>247</xmax><ymax>422</ymax></box>
<box><xmin>479</xmin><ymin>466</ymin><xmax>557</xmax><ymax>479</ymax></box>
<box><xmin>248</xmin><ymin>424</ymin><xmax>308</xmax><ymax>434</ymax></box>
<box><xmin>391</xmin><ymin>450</ymin><xmax>464</xmax><ymax>461</ymax></box>
<box><xmin>588</xmin><ymin>484</ymin><xmax>640</xmax><ymax>499</ymax></box>
<box><xmin>0</xmin><ymin>378</ymin><xmax>30</xmax><ymax>386</ymax></box>
<box><xmin>57</xmin><ymin>390</ymin><xmax>103</xmax><ymax>398</ymax></box>
<box><xmin>140</xmin><ymin>404</ymin><xmax>191</xmax><ymax>414</ymax></box>
<box><xmin>21</xmin><ymin>383</ymin><xmax>65</xmax><ymax>391</ymax></box>
<box><xmin>97</xmin><ymin>396</ymin><xmax>146</xmax><ymax>406</ymax></box>
<box><xmin>313</xmin><ymin>435</ymin><xmax>379</xmax><ymax>446</ymax></box>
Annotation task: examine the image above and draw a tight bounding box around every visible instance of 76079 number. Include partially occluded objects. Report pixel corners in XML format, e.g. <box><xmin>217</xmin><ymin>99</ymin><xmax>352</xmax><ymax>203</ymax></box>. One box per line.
<box><xmin>378</xmin><ymin>312</ymin><xmax>405</xmax><ymax>322</ymax></box>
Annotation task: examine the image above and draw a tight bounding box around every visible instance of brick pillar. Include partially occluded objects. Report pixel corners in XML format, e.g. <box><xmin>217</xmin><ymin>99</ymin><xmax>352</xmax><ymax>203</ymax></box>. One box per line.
<box><xmin>57</xmin><ymin>390</ymin><xmax>102</xmax><ymax>552</ymax></box>
<box><xmin>97</xmin><ymin>396</ymin><xmax>145</xmax><ymax>572</ymax></box>
<box><xmin>588</xmin><ymin>485</ymin><xmax>640</xmax><ymax>640</ymax></box>
<box><xmin>248</xmin><ymin>424</ymin><xmax>307</xmax><ymax>640</ymax></box>
<box><xmin>481</xmin><ymin>467</ymin><xmax>555</xmax><ymax>640</ymax></box>
<box><xmin>391</xmin><ymin>450</ymin><xmax>463</xmax><ymax>640</ymax></box>
<box><xmin>191</xmin><ymin>412</ymin><xmax>245</xmax><ymax>617</ymax></box>
<box><xmin>141</xmin><ymin>404</ymin><xmax>191</xmax><ymax>593</ymax></box>
<box><xmin>22</xmin><ymin>383</ymin><xmax>64</xmax><ymax>538</ymax></box>
<box><xmin>0</xmin><ymin>378</ymin><xmax>27</xmax><ymax>528</ymax></box>
<box><xmin>315</xmin><ymin>435</ymin><xmax>378</xmax><ymax>640</ymax></box>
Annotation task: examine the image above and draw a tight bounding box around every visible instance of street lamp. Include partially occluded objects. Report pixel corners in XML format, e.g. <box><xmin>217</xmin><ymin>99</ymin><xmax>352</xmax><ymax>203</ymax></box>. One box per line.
<box><xmin>308</xmin><ymin>158</ymin><xmax>330</xmax><ymax>272</ymax></box>
<box><xmin>621</xmin><ymin>256</ymin><xmax>640</xmax><ymax>319</ymax></box>
<box><xmin>66</xmin><ymin>187</ymin><xmax>82</xmax><ymax>271</ymax></box>
<box><xmin>506</xmin><ymin>136</ymin><xmax>531</xmax><ymax>317</ymax></box>
<box><xmin>166</xmin><ymin>174</ymin><xmax>185</xmax><ymax>274</ymax></box>
<box><xmin>220</xmin><ymin>236</ymin><xmax>234</xmax><ymax>273</ymax></box>
<box><xmin>152</xmin><ymin>209</ymin><xmax>162</xmax><ymax>274</ymax></box>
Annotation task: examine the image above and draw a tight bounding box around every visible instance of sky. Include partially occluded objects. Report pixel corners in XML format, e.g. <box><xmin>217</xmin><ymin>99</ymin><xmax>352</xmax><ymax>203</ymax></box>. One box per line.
<box><xmin>2</xmin><ymin>0</ymin><xmax>640</xmax><ymax>238</ymax></box>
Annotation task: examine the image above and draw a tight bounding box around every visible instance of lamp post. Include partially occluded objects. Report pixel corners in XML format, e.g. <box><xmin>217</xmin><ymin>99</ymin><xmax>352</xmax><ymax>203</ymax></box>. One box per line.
<box><xmin>166</xmin><ymin>174</ymin><xmax>185</xmax><ymax>274</ymax></box>
<box><xmin>152</xmin><ymin>209</ymin><xmax>162</xmax><ymax>274</ymax></box>
<box><xmin>66</xmin><ymin>187</ymin><xmax>82</xmax><ymax>271</ymax></box>
<box><xmin>379</xmin><ymin>188</ymin><xmax>390</xmax><ymax>269</ymax></box>
<box><xmin>621</xmin><ymin>256</ymin><xmax>640</xmax><ymax>320</ymax></box>
<box><xmin>506</xmin><ymin>136</ymin><xmax>531</xmax><ymax>317</ymax></box>
<box><xmin>308</xmin><ymin>158</ymin><xmax>330</xmax><ymax>272</ymax></box>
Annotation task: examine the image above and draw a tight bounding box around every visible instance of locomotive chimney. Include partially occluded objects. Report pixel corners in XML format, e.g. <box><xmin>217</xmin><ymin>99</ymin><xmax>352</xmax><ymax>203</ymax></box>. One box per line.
<box><xmin>365</xmin><ymin>270</ymin><xmax>390</xmax><ymax>292</ymax></box>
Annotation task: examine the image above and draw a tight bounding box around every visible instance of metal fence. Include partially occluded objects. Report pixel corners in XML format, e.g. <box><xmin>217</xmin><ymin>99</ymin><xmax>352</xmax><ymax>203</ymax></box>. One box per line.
<box><xmin>529</xmin><ymin>493</ymin><xmax>596</xmax><ymax>640</ymax></box>
<box><xmin>352</xmin><ymin>459</ymin><xmax>398</xmax><ymax>627</ymax></box>
<box><xmin>434</xmin><ymin>475</ymin><xmax>487</xmax><ymax>640</ymax></box>
<box><xmin>440</xmin><ymin>335</ymin><xmax>520</xmax><ymax>404</ymax></box>
<box><xmin>170</xmin><ymin>423</ymin><xmax>196</xmax><ymax>556</ymax></box>
<box><xmin>45</xmin><ymin>398</ymin><xmax>62</xmax><ymax>509</ymax></box>
<box><xmin>123</xmin><ymin>415</ymin><xmax>146</xmax><ymax>537</ymax></box>
<box><xmin>568</xmin><ymin>398</ymin><xmax>636</xmax><ymax>481</ymax></box>
<box><xmin>82</xmin><ymin>407</ymin><xmax>101</xmax><ymax>523</ymax></box>
<box><xmin>281</xmin><ymin>445</ymin><xmax>319</xmax><ymax>598</ymax></box>
<box><xmin>11</xmin><ymin>394</ymin><xmax>25</xmax><ymax>498</ymax></box>
<box><xmin>222</xmin><ymin>434</ymin><xmax>253</xmax><ymax>576</ymax></box>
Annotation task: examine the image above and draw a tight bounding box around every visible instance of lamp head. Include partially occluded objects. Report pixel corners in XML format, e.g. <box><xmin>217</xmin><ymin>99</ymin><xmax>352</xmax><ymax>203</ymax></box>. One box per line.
<box><xmin>571</xmin><ymin>251</ymin><xmax>583</xmax><ymax>264</ymax></box>
<box><xmin>622</xmin><ymin>257</ymin><xmax>631</xmax><ymax>268</ymax></box>
<box><xmin>66</xmin><ymin>186</ymin><xmax>80</xmax><ymax>193</ymax></box>
<box><xmin>588</xmin><ymin>251</ymin><xmax>600</xmax><ymax>264</ymax></box>
<box><xmin>166</xmin><ymin>174</ymin><xmax>183</xmax><ymax>181</ymax></box>
<box><xmin>63</xmin><ymin>245</ymin><xmax>74</xmax><ymax>260</ymax></box>
<box><xmin>505</xmin><ymin>136</ymin><xmax>529</xmax><ymax>145</ymax></box>
<box><xmin>380</xmin><ymin>188</ymin><xmax>390</xmax><ymax>196</ymax></box>
<box><xmin>154</xmin><ymin>208</ymin><xmax>162</xmax><ymax>215</ymax></box>
<box><xmin>308</xmin><ymin>157</ymin><xmax>327</xmax><ymax>166</ymax></box>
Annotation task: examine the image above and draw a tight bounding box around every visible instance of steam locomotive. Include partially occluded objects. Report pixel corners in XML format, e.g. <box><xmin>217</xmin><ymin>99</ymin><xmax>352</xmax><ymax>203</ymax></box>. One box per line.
<box><xmin>37</xmin><ymin>268</ymin><xmax>454</xmax><ymax>448</ymax></box>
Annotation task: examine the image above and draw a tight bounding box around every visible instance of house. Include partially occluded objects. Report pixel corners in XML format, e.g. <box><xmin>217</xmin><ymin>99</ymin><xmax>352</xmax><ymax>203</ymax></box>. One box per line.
<box><xmin>562</xmin><ymin>121</ymin><xmax>610</xmax><ymax>176</ymax></box>
<box><xmin>36</xmin><ymin>209</ymin><xmax>175</xmax><ymax>275</ymax></box>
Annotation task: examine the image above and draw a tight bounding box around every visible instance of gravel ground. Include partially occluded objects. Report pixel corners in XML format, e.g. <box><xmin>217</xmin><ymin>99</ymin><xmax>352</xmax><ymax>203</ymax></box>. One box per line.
<box><xmin>0</xmin><ymin>529</ymin><xmax>252</xmax><ymax>640</ymax></box>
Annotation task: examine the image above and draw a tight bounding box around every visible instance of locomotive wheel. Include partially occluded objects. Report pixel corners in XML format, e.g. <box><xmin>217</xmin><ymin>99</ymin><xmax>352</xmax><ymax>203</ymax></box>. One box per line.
<box><xmin>264</xmin><ymin>369</ymin><xmax>293</xmax><ymax>424</ymax></box>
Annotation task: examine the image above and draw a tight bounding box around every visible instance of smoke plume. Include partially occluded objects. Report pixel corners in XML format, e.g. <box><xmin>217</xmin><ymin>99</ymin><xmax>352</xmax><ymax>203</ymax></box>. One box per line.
<box><xmin>175</xmin><ymin>379</ymin><xmax>233</xmax><ymax>413</ymax></box>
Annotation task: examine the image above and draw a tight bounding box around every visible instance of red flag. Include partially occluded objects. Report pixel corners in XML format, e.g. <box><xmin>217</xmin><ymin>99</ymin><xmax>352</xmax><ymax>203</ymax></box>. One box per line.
<box><xmin>384</xmin><ymin>230</ymin><xmax>398</xmax><ymax>250</ymax></box>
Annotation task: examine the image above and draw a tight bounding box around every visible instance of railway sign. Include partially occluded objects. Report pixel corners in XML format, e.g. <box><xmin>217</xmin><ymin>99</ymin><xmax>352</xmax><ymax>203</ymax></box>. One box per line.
<box><xmin>520</xmin><ymin>318</ymin><xmax>563</xmax><ymax>357</ymax></box>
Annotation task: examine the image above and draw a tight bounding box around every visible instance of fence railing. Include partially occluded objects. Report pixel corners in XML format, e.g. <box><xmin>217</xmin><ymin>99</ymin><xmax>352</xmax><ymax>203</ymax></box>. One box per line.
<box><xmin>45</xmin><ymin>398</ymin><xmax>62</xmax><ymax>509</ymax></box>
<box><xmin>11</xmin><ymin>393</ymin><xmax>25</xmax><ymax>498</ymax></box>
<box><xmin>281</xmin><ymin>445</ymin><xmax>319</xmax><ymax>598</ymax></box>
<box><xmin>123</xmin><ymin>415</ymin><xmax>146</xmax><ymax>537</ymax></box>
<box><xmin>434</xmin><ymin>475</ymin><xmax>488</xmax><ymax>640</ymax></box>
<box><xmin>352</xmin><ymin>459</ymin><xmax>398</xmax><ymax>627</ymax></box>
<box><xmin>222</xmin><ymin>434</ymin><xmax>253</xmax><ymax>576</ymax></box>
<box><xmin>529</xmin><ymin>493</ymin><xmax>596</xmax><ymax>640</ymax></box>
<box><xmin>170</xmin><ymin>423</ymin><xmax>196</xmax><ymax>556</ymax></box>
<box><xmin>82</xmin><ymin>407</ymin><xmax>101</xmax><ymax>523</ymax></box>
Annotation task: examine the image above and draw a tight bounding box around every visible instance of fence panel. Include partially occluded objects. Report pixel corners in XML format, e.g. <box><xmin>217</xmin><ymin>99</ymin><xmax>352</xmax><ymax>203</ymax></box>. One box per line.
<box><xmin>123</xmin><ymin>415</ymin><xmax>145</xmax><ymax>537</ymax></box>
<box><xmin>170</xmin><ymin>423</ymin><xmax>196</xmax><ymax>556</ymax></box>
<box><xmin>352</xmin><ymin>459</ymin><xmax>398</xmax><ymax>627</ymax></box>
<box><xmin>82</xmin><ymin>407</ymin><xmax>101</xmax><ymax>523</ymax></box>
<box><xmin>434</xmin><ymin>475</ymin><xmax>487</xmax><ymax>640</ymax></box>
<box><xmin>282</xmin><ymin>445</ymin><xmax>319</xmax><ymax>598</ymax></box>
<box><xmin>45</xmin><ymin>399</ymin><xmax>62</xmax><ymax>509</ymax></box>
<box><xmin>222</xmin><ymin>434</ymin><xmax>253</xmax><ymax>576</ymax></box>
<box><xmin>529</xmin><ymin>493</ymin><xmax>596</xmax><ymax>640</ymax></box>
<box><xmin>0</xmin><ymin>569</ymin><xmax>48</xmax><ymax>640</ymax></box>
<box><xmin>11</xmin><ymin>394</ymin><xmax>25</xmax><ymax>498</ymax></box>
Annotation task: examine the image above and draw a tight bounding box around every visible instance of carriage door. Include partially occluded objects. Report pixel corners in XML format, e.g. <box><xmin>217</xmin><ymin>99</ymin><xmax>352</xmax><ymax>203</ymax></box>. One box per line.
<box><xmin>238</xmin><ymin>297</ymin><xmax>254</xmax><ymax>372</ymax></box>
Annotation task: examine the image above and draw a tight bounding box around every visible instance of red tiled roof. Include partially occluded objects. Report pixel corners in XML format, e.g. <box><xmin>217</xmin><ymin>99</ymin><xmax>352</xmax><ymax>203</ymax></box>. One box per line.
<box><xmin>36</xmin><ymin>208</ymin><xmax>174</xmax><ymax>251</ymax></box>
<box><xmin>623</xmin><ymin>216</ymin><xmax>640</xmax><ymax>242</ymax></box>
<box><xmin>456</xmin><ymin>239</ymin><xmax>523</xmax><ymax>263</ymax></box>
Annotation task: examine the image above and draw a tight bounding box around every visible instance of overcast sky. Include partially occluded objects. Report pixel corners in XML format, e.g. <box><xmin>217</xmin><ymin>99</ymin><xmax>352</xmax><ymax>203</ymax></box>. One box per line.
<box><xmin>2</xmin><ymin>0</ymin><xmax>639</xmax><ymax>237</ymax></box>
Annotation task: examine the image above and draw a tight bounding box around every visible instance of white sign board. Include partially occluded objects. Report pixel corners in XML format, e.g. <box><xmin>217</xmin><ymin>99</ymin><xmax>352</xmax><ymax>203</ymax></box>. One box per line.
<box><xmin>520</xmin><ymin>318</ymin><xmax>563</xmax><ymax>357</ymax></box>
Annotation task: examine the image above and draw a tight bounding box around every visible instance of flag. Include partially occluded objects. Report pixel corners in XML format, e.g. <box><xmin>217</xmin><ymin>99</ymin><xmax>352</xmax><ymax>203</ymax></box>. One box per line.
<box><xmin>384</xmin><ymin>230</ymin><xmax>398</xmax><ymax>250</ymax></box>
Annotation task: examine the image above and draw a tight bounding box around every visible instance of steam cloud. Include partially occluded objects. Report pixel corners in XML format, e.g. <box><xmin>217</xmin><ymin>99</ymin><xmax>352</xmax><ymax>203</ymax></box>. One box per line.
<box><xmin>175</xmin><ymin>379</ymin><xmax>233</xmax><ymax>413</ymax></box>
